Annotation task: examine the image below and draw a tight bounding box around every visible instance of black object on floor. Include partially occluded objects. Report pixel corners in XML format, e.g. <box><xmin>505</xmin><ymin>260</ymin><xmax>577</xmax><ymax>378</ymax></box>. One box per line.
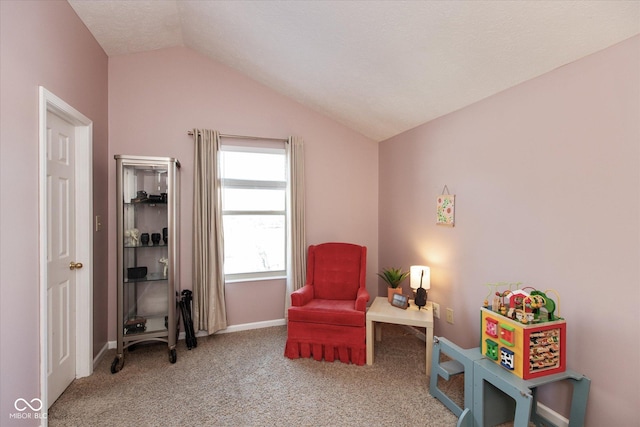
<box><xmin>179</xmin><ymin>290</ymin><xmax>197</xmax><ymax>349</ymax></box>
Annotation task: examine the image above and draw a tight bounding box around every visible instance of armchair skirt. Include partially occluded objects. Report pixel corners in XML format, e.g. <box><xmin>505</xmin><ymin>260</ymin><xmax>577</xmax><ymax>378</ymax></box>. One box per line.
<box><xmin>285</xmin><ymin>320</ymin><xmax>366</xmax><ymax>365</ymax></box>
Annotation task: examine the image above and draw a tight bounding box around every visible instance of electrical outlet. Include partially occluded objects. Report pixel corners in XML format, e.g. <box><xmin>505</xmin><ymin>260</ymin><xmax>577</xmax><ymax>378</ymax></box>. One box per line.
<box><xmin>431</xmin><ymin>302</ymin><xmax>440</xmax><ymax>319</ymax></box>
<box><xmin>446</xmin><ymin>308</ymin><xmax>454</xmax><ymax>324</ymax></box>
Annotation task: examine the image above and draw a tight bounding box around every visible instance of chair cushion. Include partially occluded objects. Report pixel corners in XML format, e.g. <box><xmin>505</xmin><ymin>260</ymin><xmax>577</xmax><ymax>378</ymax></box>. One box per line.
<box><xmin>288</xmin><ymin>299</ymin><xmax>365</xmax><ymax>327</ymax></box>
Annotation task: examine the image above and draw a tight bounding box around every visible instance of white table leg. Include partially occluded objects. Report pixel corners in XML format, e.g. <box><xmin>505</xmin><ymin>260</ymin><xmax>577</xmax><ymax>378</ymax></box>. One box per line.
<box><xmin>366</xmin><ymin>319</ymin><xmax>374</xmax><ymax>365</ymax></box>
<box><xmin>425</xmin><ymin>324</ymin><xmax>433</xmax><ymax>376</ymax></box>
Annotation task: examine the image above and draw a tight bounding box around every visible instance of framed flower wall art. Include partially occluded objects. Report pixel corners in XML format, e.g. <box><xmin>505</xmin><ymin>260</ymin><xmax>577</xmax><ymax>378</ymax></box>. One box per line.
<box><xmin>437</xmin><ymin>186</ymin><xmax>455</xmax><ymax>226</ymax></box>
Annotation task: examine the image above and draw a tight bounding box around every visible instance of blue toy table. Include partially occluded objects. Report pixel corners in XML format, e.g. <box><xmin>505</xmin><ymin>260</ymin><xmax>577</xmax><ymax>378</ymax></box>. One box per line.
<box><xmin>430</xmin><ymin>337</ymin><xmax>591</xmax><ymax>427</ymax></box>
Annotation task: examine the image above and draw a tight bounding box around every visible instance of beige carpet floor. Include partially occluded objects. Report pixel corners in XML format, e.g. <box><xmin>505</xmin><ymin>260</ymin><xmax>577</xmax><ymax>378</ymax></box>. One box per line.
<box><xmin>49</xmin><ymin>324</ymin><xmax>470</xmax><ymax>426</ymax></box>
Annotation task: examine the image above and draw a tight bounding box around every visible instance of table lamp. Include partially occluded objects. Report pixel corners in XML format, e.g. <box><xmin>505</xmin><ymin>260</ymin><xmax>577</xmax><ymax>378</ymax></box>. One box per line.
<box><xmin>410</xmin><ymin>265</ymin><xmax>430</xmax><ymax>309</ymax></box>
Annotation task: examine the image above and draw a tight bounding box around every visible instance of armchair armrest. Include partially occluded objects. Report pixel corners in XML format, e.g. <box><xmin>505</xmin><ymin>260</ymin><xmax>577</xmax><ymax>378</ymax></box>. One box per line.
<box><xmin>291</xmin><ymin>284</ymin><xmax>314</xmax><ymax>306</ymax></box>
<box><xmin>355</xmin><ymin>287</ymin><xmax>370</xmax><ymax>312</ymax></box>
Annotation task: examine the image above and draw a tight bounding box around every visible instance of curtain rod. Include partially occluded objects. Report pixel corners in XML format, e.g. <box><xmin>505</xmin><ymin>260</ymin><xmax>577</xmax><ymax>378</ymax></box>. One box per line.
<box><xmin>187</xmin><ymin>130</ymin><xmax>288</xmax><ymax>143</ymax></box>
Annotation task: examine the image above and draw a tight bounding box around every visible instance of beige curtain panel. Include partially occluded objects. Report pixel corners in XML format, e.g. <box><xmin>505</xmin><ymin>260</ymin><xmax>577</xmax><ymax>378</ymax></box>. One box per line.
<box><xmin>285</xmin><ymin>136</ymin><xmax>306</xmax><ymax>315</ymax></box>
<box><xmin>192</xmin><ymin>129</ymin><xmax>227</xmax><ymax>334</ymax></box>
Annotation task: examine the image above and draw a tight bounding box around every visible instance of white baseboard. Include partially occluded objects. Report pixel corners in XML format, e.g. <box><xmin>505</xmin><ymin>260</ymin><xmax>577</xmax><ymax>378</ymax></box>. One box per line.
<box><xmin>105</xmin><ymin>318</ymin><xmax>287</xmax><ymax>349</ymax></box>
<box><xmin>215</xmin><ymin>318</ymin><xmax>287</xmax><ymax>334</ymax></box>
<box><xmin>93</xmin><ymin>342</ymin><xmax>110</xmax><ymax>368</ymax></box>
<box><xmin>180</xmin><ymin>318</ymin><xmax>287</xmax><ymax>339</ymax></box>
<box><xmin>536</xmin><ymin>402</ymin><xmax>569</xmax><ymax>427</ymax></box>
<box><xmin>402</xmin><ymin>324</ymin><xmax>426</xmax><ymax>341</ymax></box>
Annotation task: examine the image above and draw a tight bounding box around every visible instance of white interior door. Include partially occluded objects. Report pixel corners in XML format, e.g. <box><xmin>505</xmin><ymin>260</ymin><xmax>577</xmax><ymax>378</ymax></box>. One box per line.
<box><xmin>46</xmin><ymin>111</ymin><xmax>78</xmax><ymax>407</ymax></box>
<box><xmin>39</xmin><ymin>87</ymin><xmax>93</xmax><ymax>416</ymax></box>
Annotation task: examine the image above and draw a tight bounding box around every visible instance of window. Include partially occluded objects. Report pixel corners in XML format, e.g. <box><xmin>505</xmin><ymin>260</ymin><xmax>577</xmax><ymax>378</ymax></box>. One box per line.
<box><xmin>220</xmin><ymin>143</ymin><xmax>287</xmax><ymax>280</ymax></box>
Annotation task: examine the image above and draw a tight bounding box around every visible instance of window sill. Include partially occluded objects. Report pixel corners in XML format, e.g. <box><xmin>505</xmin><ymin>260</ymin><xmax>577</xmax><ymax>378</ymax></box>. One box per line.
<box><xmin>225</xmin><ymin>275</ymin><xmax>287</xmax><ymax>284</ymax></box>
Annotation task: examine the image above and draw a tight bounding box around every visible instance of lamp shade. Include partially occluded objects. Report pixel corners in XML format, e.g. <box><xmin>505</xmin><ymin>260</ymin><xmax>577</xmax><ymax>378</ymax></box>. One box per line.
<box><xmin>410</xmin><ymin>266</ymin><xmax>430</xmax><ymax>290</ymax></box>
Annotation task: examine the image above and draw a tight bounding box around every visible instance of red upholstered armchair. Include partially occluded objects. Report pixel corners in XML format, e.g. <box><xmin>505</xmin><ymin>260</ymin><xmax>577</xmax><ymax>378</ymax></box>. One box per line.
<box><xmin>285</xmin><ymin>242</ymin><xmax>369</xmax><ymax>365</ymax></box>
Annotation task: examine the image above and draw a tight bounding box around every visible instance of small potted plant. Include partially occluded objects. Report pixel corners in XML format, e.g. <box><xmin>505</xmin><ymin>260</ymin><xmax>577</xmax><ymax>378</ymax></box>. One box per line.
<box><xmin>378</xmin><ymin>267</ymin><xmax>410</xmax><ymax>302</ymax></box>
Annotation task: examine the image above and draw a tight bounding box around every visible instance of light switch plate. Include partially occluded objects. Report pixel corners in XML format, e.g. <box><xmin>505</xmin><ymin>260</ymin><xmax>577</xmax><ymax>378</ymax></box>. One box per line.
<box><xmin>446</xmin><ymin>308</ymin><xmax>454</xmax><ymax>324</ymax></box>
<box><xmin>431</xmin><ymin>302</ymin><xmax>440</xmax><ymax>319</ymax></box>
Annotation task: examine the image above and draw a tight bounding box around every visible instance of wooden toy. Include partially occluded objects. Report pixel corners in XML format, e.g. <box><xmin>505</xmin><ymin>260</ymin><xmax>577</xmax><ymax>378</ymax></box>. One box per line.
<box><xmin>481</xmin><ymin>284</ymin><xmax>566</xmax><ymax>380</ymax></box>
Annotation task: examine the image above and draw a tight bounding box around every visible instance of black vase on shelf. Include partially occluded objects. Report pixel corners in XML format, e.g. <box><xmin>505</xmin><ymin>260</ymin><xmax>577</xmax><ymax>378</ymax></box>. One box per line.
<box><xmin>151</xmin><ymin>233</ymin><xmax>161</xmax><ymax>246</ymax></box>
<box><xmin>162</xmin><ymin>227</ymin><xmax>168</xmax><ymax>245</ymax></box>
<box><xmin>140</xmin><ymin>233</ymin><xmax>150</xmax><ymax>246</ymax></box>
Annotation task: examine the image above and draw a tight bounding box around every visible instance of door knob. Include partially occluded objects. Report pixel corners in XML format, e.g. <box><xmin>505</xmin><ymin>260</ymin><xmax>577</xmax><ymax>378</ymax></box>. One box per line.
<box><xmin>69</xmin><ymin>262</ymin><xmax>83</xmax><ymax>270</ymax></box>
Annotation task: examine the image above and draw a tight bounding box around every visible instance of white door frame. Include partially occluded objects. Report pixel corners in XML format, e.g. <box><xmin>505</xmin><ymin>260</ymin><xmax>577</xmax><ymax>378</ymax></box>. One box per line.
<box><xmin>39</xmin><ymin>87</ymin><xmax>93</xmax><ymax>414</ymax></box>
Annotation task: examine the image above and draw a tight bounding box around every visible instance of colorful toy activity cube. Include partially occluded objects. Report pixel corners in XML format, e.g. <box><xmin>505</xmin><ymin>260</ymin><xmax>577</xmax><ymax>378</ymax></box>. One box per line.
<box><xmin>480</xmin><ymin>285</ymin><xmax>566</xmax><ymax>380</ymax></box>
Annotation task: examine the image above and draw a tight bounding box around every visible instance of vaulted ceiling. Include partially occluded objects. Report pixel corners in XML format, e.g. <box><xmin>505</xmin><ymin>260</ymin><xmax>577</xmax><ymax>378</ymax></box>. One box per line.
<box><xmin>68</xmin><ymin>1</ymin><xmax>640</xmax><ymax>141</ymax></box>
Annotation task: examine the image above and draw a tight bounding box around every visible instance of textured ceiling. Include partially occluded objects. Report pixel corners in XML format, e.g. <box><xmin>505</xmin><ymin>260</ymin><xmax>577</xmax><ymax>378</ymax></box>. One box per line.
<box><xmin>68</xmin><ymin>0</ymin><xmax>640</xmax><ymax>141</ymax></box>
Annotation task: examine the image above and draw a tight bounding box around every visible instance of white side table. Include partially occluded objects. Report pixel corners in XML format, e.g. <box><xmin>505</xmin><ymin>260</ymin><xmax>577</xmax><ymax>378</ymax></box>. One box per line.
<box><xmin>366</xmin><ymin>296</ymin><xmax>434</xmax><ymax>376</ymax></box>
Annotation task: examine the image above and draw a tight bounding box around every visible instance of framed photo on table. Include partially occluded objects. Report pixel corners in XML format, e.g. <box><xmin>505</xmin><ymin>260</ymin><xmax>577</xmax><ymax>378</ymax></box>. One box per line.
<box><xmin>391</xmin><ymin>293</ymin><xmax>409</xmax><ymax>309</ymax></box>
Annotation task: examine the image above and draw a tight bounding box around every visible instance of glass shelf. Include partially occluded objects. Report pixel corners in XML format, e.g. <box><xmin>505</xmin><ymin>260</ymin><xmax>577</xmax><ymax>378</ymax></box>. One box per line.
<box><xmin>124</xmin><ymin>272</ymin><xmax>168</xmax><ymax>283</ymax></box>
<box><xmin>124</xmin><ymin>201</ymin><xmax>167</xmax><ymax>206</ymax></box>
<box><xmin>124</xmin><ymin>244</ymin><xmax>168</xmax><ymax>249</ymax></box>
<box><xmin>123</xmin><ymin>315</ymin><xmax>168</xmax><ymax>336</ymax></box>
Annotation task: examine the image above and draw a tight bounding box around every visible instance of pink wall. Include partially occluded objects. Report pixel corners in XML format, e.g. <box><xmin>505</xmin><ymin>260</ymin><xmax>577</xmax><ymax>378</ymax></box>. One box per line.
<box><xmin>379</xmin><ymin>35</ymin><xmax>640</xmax><ymax>425</ymax></box>
<box><xmin>0</xmin><ymin>0</ymin><xmax>109</xmax><ymax>422</ymax></box>
<box><xmin>108</xmin><ymin>47</ymin><xmax>378</xmax><ymax>333</ymax></box>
